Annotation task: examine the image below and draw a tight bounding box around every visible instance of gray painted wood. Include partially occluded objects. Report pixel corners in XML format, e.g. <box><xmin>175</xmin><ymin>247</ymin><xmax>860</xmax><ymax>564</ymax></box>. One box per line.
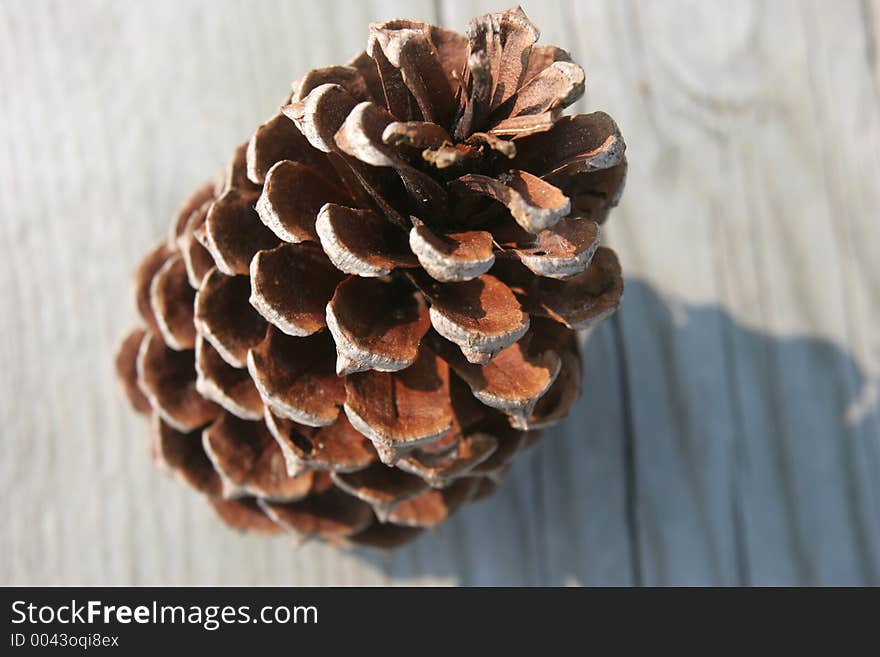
<box><xmin>1</xmin><ymin>0</ymin><xmax>877</xmax><ymax>585</ymax></box>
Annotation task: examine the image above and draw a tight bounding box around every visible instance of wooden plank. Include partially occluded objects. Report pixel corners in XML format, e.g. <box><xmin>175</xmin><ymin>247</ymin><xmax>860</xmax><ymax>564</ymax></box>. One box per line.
<box><xmin>630</xmin><ymin>0</ymin><xmax>880</xmax><ymax>585</ymax></box>
<box><xmin>565</xmin><ymin>0</ymin><xmax>880</xmax><ymax>584</ymax></box>
<box><xmin>744</xmin><ymin>0</ymin><xmax>880</xmax><ymax>583</ymax></box>
<box><xmin>554</xmin><ymin>0</ymin><xmax>744</xmax><ymax>585</ymax></box>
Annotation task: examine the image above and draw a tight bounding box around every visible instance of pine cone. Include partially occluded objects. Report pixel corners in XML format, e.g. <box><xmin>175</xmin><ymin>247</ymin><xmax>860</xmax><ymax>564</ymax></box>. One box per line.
<box><xmin>115</xmin><ymin>6</ymin><xmax>625</xmax><ymax>550</ymax></box>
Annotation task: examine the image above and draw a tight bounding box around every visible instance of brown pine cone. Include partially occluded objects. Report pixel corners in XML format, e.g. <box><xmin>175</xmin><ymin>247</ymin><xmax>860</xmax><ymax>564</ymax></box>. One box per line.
<box><xmin>115</xmin><ymin>6</ymin><xmax>625</xmax><ymax>550</ymax></box>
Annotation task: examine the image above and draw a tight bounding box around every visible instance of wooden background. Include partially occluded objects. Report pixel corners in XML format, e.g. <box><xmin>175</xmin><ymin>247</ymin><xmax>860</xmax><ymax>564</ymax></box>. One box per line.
<box><xmin>2</xmin><ymin>0</ymin><xmax>878</xmax><ymax>586</ymax></box>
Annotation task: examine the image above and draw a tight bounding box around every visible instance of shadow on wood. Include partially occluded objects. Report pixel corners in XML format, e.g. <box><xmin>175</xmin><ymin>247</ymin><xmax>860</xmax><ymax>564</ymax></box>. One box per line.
<box><xmin>347</xmin><ymin>279</ymin><xmax>879</xmax><ymax>586</ymax></box>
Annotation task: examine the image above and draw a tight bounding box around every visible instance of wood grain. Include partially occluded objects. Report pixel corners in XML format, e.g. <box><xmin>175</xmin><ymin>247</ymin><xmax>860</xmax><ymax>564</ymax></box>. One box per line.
<box><xmin>0</xmin><ymin>0</ymin><xmax>877</xmax><ymax>585</ymax></box>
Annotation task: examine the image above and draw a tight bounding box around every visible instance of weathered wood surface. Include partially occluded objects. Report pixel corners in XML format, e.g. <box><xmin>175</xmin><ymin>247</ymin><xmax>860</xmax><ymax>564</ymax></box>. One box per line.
<box><xmin>1</xmin><ymin>0</ymin><xmax>877</xmax><ymax>585</ymax></box>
